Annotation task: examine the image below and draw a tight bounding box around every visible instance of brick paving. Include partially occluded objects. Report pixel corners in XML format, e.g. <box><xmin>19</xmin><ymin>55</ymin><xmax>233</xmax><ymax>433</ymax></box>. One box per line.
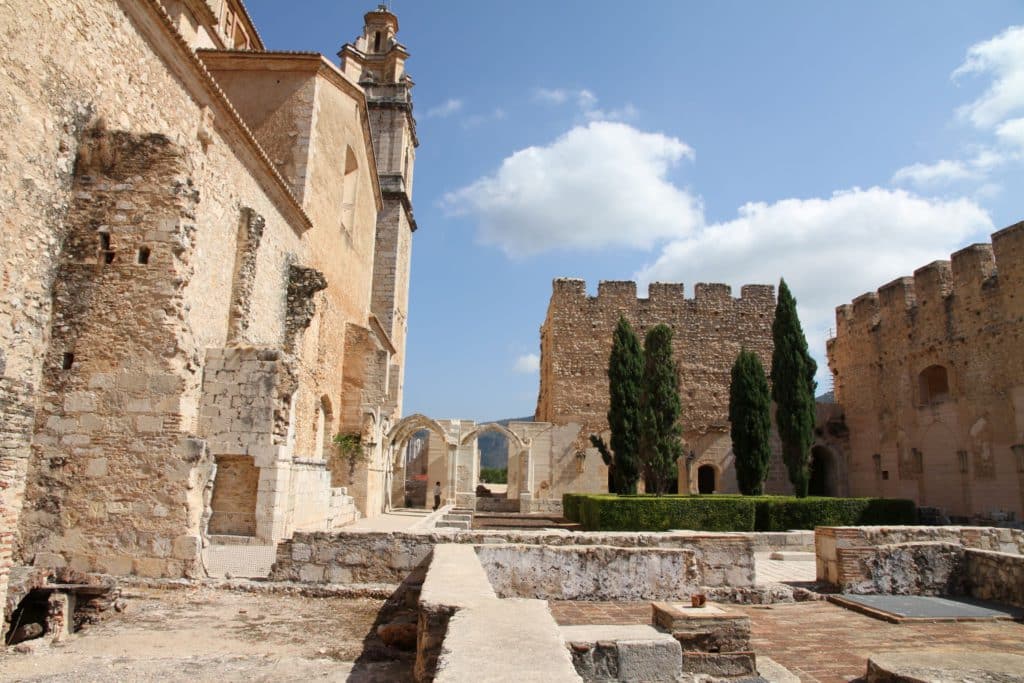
<box><xmin>549</xmin><ymin>600</ymin><xmax>1024</xmax><ymax>682</ymax></box>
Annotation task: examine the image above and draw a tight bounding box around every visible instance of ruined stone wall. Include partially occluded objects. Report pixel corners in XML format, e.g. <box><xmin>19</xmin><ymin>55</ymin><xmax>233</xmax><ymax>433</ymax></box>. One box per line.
<box><xmin>1</xmin><ymin>0</ymin><xmax>392</xmax><ymax>588</ymax></box>
<box><xmin>828</xmin><ymin>223</ymin><xmax>1024</xmax><ymax>519</ymax></box>
<box><xmin>536</xmin><ymin>279</ymin><xmax>789</xmax><ymax>495</ymax></box>
<box><xmin>18</xmin><ymin>129</ymin><xmax>208</xmax><ymax>578</ymax></box>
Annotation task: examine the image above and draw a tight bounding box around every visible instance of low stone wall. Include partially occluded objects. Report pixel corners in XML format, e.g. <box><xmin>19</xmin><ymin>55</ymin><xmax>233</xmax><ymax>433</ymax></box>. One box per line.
<box><xmin>839</xmin><ymin>542</ymin><xmax>966</xmax><ymax>595</ymax></box>
<box><xmin>416</xmin><ymin>544</ymin><xmax>579</xmax><ymax>683</ymax></box>
<box><xmin>966</xmin><ymin>548</ymin><xmax>1024</xmax><ymax>608</ymax></box>
<box><xmin>816</xmin><ymin>525</ymin><xmax>1023</xmax><ymax>585</ymax></box>
<box><xmin>270</xmin><ymin>529</ymin><xmax>755</xmax><ymax>589</ymax></box>
<box><xmin>476</xmin><ymin>544</ymin><xmax>702</xmax><ymax>600</ymax></box>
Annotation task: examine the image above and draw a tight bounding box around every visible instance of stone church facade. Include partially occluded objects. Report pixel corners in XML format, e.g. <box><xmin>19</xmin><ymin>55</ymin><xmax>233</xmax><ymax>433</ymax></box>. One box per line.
<box><xmin>0</xmin><ymin>0</ymin><xmax>417</xmax><ymax>617</ymax></box>
<box><xmin>828</xmin><ymin>221</ymin><xmax>1024</xmax><ymax>522</ymax></box>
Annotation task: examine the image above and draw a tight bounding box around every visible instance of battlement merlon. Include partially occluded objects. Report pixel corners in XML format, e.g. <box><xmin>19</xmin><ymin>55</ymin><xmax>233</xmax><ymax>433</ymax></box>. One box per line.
<box><xmin>832</xmin><ymin>219</ymin><xmax>1024</xmax><ymax>340</ymax></box>
<box><xmin>547</xmin><ymin>279</ymin><xmax>775</xmax><ymax>308</ymax></box>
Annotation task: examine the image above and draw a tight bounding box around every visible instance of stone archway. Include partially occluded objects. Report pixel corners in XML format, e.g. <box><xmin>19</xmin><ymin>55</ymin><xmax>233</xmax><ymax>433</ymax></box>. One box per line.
<box><xmin>459</xmin><ymin>423</ymin><xmax>529</xmax><ymax>509</ymax></box>
<box><xmin>808</xmin><ymin>445</ymin><xmax>839</xmax><ymax>496</ymax></box>
<box><xmin>697</xmin><ymin>464</ymin><xmax>717</xmax><ymax>494</ymax></box>
<box><xmin>386</xmin><ymin>414</ymin><xmax>456</xmax><ymax>509</ymax></box>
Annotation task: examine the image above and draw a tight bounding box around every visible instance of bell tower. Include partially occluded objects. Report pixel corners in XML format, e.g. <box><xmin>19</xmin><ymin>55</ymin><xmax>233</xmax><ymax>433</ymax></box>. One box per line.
<box><xmin>340</xmin><ymin>6</ymin><xmax>418</xmax><ymax>418</ymax></box>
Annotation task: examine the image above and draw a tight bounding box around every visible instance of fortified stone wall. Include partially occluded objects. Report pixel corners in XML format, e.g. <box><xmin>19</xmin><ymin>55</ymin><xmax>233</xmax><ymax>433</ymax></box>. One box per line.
<box><xmin>536</xmin><ymin>279</ymin><xmax>790</xmax><ymax>494</ymax></box>
<box><xmin>827</xmin><ymin>222</ymin><xmax>1024</xmax><ymax>519</ymax></box>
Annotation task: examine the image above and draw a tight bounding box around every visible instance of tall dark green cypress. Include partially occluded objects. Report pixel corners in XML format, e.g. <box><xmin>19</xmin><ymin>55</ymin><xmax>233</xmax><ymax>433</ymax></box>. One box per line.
<box><xmin>729</xmin><ymin>349</ymin><xmax>772</xmax><ymax>495</ymax></box>
<box><xmin>770</xmin><ymin>279</ymin><xmax>817</xmax><ymax>497</ymax></box>
<box><xmin>640</xmin><ymin>324</ymin><xmax>682</xmax><ymax>495</ymax></box>
<box><xmin>590</xmin><ymin>316</ymin><xmax>643</xmax><ymax>494</ymax></box>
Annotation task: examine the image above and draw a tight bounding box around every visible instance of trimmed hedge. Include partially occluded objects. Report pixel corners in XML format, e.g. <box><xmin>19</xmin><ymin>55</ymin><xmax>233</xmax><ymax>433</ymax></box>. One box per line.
<box><xmin>566</xmin><ymin>494</ymin><xmax>756</xmax><ymax>532</ymax></box>
<box><xmin>751</xmin><ymin>495</ymin><xmax>917</xmax><ymax>531</ymax></box>
<box><xmin>562</xmin><ymin>493</ymin><xmax>917</xmax><ymax>531</ymax></box>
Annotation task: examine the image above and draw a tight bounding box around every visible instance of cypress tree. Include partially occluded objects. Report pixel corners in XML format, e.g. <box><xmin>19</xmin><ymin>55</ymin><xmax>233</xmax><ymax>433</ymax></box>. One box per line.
<box><xmin>590</xmin><ymin>316</ymin><xmax>643</xmax><ymax>494</ymax></box>
<box><xmin>770</xmin><ymin>279</ymin><xmax>817</xmax><ymax>497</ymax></box>
<box><xmin>640</xmin><ymin>324</ymin><xmax>682</xmax><ymax>495</ymax></box>
<box><xmin>729</xmin><ymin>349</ymin><xmax>772</xmax><ymax>495</ymax></box>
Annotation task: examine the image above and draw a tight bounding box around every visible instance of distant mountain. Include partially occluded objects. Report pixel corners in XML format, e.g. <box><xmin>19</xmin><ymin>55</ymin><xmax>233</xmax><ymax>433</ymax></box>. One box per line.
<box><xmin>816</xmin><ymin>390</ymin><xmax>835</xmax><ymax>404</ymax></box>
<box><xmin>477</xmin><ymin>416</ymin><xmax>533</xmax><ymax>469</ymax></box>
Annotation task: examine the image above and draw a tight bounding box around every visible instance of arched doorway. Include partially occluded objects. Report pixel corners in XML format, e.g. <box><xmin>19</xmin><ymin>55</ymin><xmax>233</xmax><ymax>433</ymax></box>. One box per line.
<box><xmin>385</xmin><ymin>414</ymin><xmax>453</xmax><ymax>510</ymax></box>
<box><xmin>697</xmin><ymin>465</ymin><xmax>716</xmax><ymax>494</ymax></box>
<box><xmin>809</xmin><ymin>446</ymin><xmax>837</xmax><ymax>497</ymax></box>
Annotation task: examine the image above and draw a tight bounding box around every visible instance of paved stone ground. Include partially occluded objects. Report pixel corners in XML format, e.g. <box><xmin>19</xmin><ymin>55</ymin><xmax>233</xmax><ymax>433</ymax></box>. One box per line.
<box><xmin>548</xmin><ymin>600</ymin><xmax>1024</xmax><ymax>682</ymax></box>
<box><xmin>754</xmin><ymin>552</ymin><xmax>816</xmax><ymax>585</ymax></box>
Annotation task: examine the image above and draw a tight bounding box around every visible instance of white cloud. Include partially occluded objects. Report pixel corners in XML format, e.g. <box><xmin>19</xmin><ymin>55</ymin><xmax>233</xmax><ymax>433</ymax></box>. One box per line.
<box><xmin>425</xmin><ymin>98</ymin><xmax>463</xmax><ymax>118</ymax></box>
<box><xmin>953</xmin><ymin>25</ymin><xmax>1024</xmax><ymax>129</ymax></box>
<box><xmin>534</xmin><ymin>87</ymin><xmax>638</xmax><ymax>122</ymax></box>
<box><xmin>636</xmin><ymin>187</ymin><xmax>993</xmax><ymax>386</ymax></box>
<box><xmin>892</xmin><ymin>159</ymin><xmax>977</xmax><ymax>186</ymax></box>
<box><xmin>997</xmin><ymin>117</ymin><xmax>1024</xmax><ymax>150</ymax></box>
<box><xmin>513</xmin><ymin>353</ymin><xmax>540</xmax><ymax>374</ymax></box>
<box><xmin>442</xmin><ymin>121</ymin><xmax>701</xmax><ymax>256</ymax></box>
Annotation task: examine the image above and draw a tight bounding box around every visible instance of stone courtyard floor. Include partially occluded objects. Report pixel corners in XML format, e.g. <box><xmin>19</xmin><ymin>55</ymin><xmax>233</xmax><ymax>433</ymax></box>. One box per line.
<box><xmin>0</xmin><ymin>585</ymin><xmax>413</xmax><ymax>682</ymax></box>
<box><xmin>549</xmin><ymin>599</ymin><xmax>1024</xmax><ymax>682</ymax></box>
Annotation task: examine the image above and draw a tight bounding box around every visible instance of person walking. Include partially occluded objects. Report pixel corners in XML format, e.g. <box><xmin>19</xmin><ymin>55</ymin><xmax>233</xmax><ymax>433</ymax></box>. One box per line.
<box><xmin>432</xmin><ymin>481</ymin><xmax>442</xmax><ymax>511</ymax></box>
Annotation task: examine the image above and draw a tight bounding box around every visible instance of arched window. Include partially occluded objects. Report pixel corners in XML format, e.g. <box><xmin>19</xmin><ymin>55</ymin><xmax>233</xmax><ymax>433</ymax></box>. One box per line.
<box><xmin>919</xmin><ymin>365</ymin><xmax>950</xmax><ymax>405</ymax></box>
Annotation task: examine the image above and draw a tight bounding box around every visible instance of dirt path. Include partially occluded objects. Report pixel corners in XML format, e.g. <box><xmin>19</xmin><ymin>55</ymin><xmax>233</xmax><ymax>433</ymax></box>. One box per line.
<box><xmin>1</xmin><ymin>585</ymin><xmax>413</xmax><ymax>682</ymax></box>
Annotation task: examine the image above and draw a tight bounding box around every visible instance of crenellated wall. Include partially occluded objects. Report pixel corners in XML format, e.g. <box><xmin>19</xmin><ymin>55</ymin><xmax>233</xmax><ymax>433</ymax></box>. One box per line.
<box><xmin>828</xmin><ymin>222</ymin><xmax>1024</xmax><ymax>519</ymax></box>
<box><xmin>536</xmin><ymin>279</ymin><xmax>791</xmax><ymax>495</ymax></box>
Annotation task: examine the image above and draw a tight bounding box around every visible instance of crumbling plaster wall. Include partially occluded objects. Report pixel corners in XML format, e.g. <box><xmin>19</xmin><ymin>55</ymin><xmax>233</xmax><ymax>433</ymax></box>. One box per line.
<box><xmin>828</xmin><ymin>224</ymin><xmax>1024</xmax><ymax>519</ymax></box>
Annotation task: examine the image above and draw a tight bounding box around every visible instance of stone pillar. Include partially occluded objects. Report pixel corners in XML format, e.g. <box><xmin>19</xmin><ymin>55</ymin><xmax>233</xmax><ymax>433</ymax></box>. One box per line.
<box><xmin>446</xmin><ymin>443</ymin><xmax>458</xmax><ymax>506</ymax></box>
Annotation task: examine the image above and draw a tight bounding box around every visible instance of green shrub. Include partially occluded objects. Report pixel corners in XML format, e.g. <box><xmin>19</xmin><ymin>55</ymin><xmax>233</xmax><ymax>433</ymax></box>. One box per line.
<box><xmin>751</xmin><ymin>496</ymin><xmax>917</xmax><ymax>531</ymax></box>
<box><xmin>560</xmin><ymin>493</ymin><xmax>916</xmax><ymax>531</ymax></box>
<box><xmin>575</xmin><ymin>494</ymin><xmax>756</xmax><ymax>532</ymax></box>
<box><xmin>562</xmin><ymin>493</ymin><xmax>587</xmax><ymax>522</ymax></box>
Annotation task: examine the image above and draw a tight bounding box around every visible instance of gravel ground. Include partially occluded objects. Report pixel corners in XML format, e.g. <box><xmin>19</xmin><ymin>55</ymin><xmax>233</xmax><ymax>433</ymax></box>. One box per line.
<box><xmin>1</xmin><ymin>584</ymin><xmax>414</xmax><ymax>682</ymax></box>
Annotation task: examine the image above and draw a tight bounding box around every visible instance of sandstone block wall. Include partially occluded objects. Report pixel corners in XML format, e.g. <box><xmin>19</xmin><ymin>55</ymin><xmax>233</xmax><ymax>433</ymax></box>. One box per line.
<box><xmin>536</xmin><ymin>279</ymin><xmax>790</xmax><ymax>494</ymax></box>
<box><xmin>1</xmin><ymin>0</ymin><xmax>416</xmax><ymax>599</ymax></box>
<box><xmin>828</xmin><ymin>223</ymin><xmax>1024</xmax><ymax>519</ymax></box>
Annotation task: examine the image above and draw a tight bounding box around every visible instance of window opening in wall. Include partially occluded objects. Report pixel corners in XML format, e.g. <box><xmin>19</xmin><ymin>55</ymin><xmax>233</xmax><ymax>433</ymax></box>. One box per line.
<box><xmin>872</xmin><ymin>453</ymin><xmax>882</xmax><ymax>474</ymax></box>
<box><xmin>137</xmin><ymin>246</ymin><xmax>150</xmax><ymax>265</ymax></box>
<box><xmin>918</xmin><ymin>365</ymin><xmax>950</xmax><ymax>405</ymax></box>
<box><xmin>341</xmin><ymin>146</ymin><xmax>359</xmax><ymax>232</ymax></box>
<box><xmin>882</xmin><ymin>470</ymin><xmax>889</xmax><ymax>480</ymax></box>
<box><xmin>99</xmin><ymin>232</ymin><xmax>110</xmax><ymax>250</ymax></box>
<box><xmin>374</xmin><ymin>31</ymin><xmax>381</xmax><ymax>51</ymax></box>
<box><xmin>61</xmin><ymin>352</ymin><xmax>74</xmax><ymax>370</ymax></box>
<box><xmin>958</xmin><ymin>450</ymin><xmax>969</xmax><ymax>473</ymax></box>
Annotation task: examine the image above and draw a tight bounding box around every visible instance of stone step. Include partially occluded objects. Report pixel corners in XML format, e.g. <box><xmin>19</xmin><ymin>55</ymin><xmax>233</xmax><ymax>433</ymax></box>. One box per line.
<box><xmin>436</xmin><ymin>520</ymin><xmax>470</xmax><ymax>530</ymax></box>
<box><xmin>769</xmin><ymin>551</ymin><xmax>816</xmax><ymax>562</ymax></box>
<box><xmin>562</xmin><ymin>624</ymin><xmax>682</xmax><ymax>682</ymax></box>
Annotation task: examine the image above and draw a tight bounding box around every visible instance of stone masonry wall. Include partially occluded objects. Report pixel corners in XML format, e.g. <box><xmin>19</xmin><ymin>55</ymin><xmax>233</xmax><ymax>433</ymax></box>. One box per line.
<box><xmin>270</xmin><ymin>529</ymin><xmax>755</xmax><ymax>588</ymax></box>
<box><xmin>0</xmin><ymin>379</ymin><xmax>36</xmax><ymax>625</ymax></box>
<box><xmin>536</xmin><ymin>279</ymin><xmax>789</xmax><ymax>494</ymax></box>
<box><xmin>828</xmin><ymin>223</ymin><xmax>1024</xmax><ymax>519</ymax></box>
<box><xmin>18</xmin><ymin>129</ymin><xmax>207</xmax><ymax>578</ymax></box>
<box><xmin>966</xmin><ymin>548</ymin><xmax>1024</xmax><ymax>608</ymax></box>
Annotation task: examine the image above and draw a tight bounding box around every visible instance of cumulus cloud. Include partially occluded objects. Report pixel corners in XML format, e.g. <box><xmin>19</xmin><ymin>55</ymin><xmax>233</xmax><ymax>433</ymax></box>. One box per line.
<box><xmin>637</xmin><ymin>187</ymin><xmax>993</xmax><ymax>384</ymax></box>
<box><xmin>534</xmin><ymin>88</ymin><xmax>571</xmax><ymax>104</ymax></box>
<box><xmin>425</xmin><ymin>98</ymin><xmax>464</xmax><ymax>118</ymax></box>
<box><xmin>513</xmin><ymin>353</ymin><xmax>540</xmax><ymax>374</ymax></box>
<box><xmin>953</xmin><ymin>25</ymin><xmax>1024</xmax><ymax>129</ymax></box>
<box><xmin>442</xmin><ymin>121</ymin><xmax>701</xmax><ymax>256</ymax></box>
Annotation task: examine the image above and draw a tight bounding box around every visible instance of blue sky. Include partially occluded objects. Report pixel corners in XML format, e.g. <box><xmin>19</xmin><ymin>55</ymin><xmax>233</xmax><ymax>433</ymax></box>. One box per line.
<box><xmin>245</xmin><ymin>1</ymin><xmax>1024</xmax><ymax>421</ymax></box>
